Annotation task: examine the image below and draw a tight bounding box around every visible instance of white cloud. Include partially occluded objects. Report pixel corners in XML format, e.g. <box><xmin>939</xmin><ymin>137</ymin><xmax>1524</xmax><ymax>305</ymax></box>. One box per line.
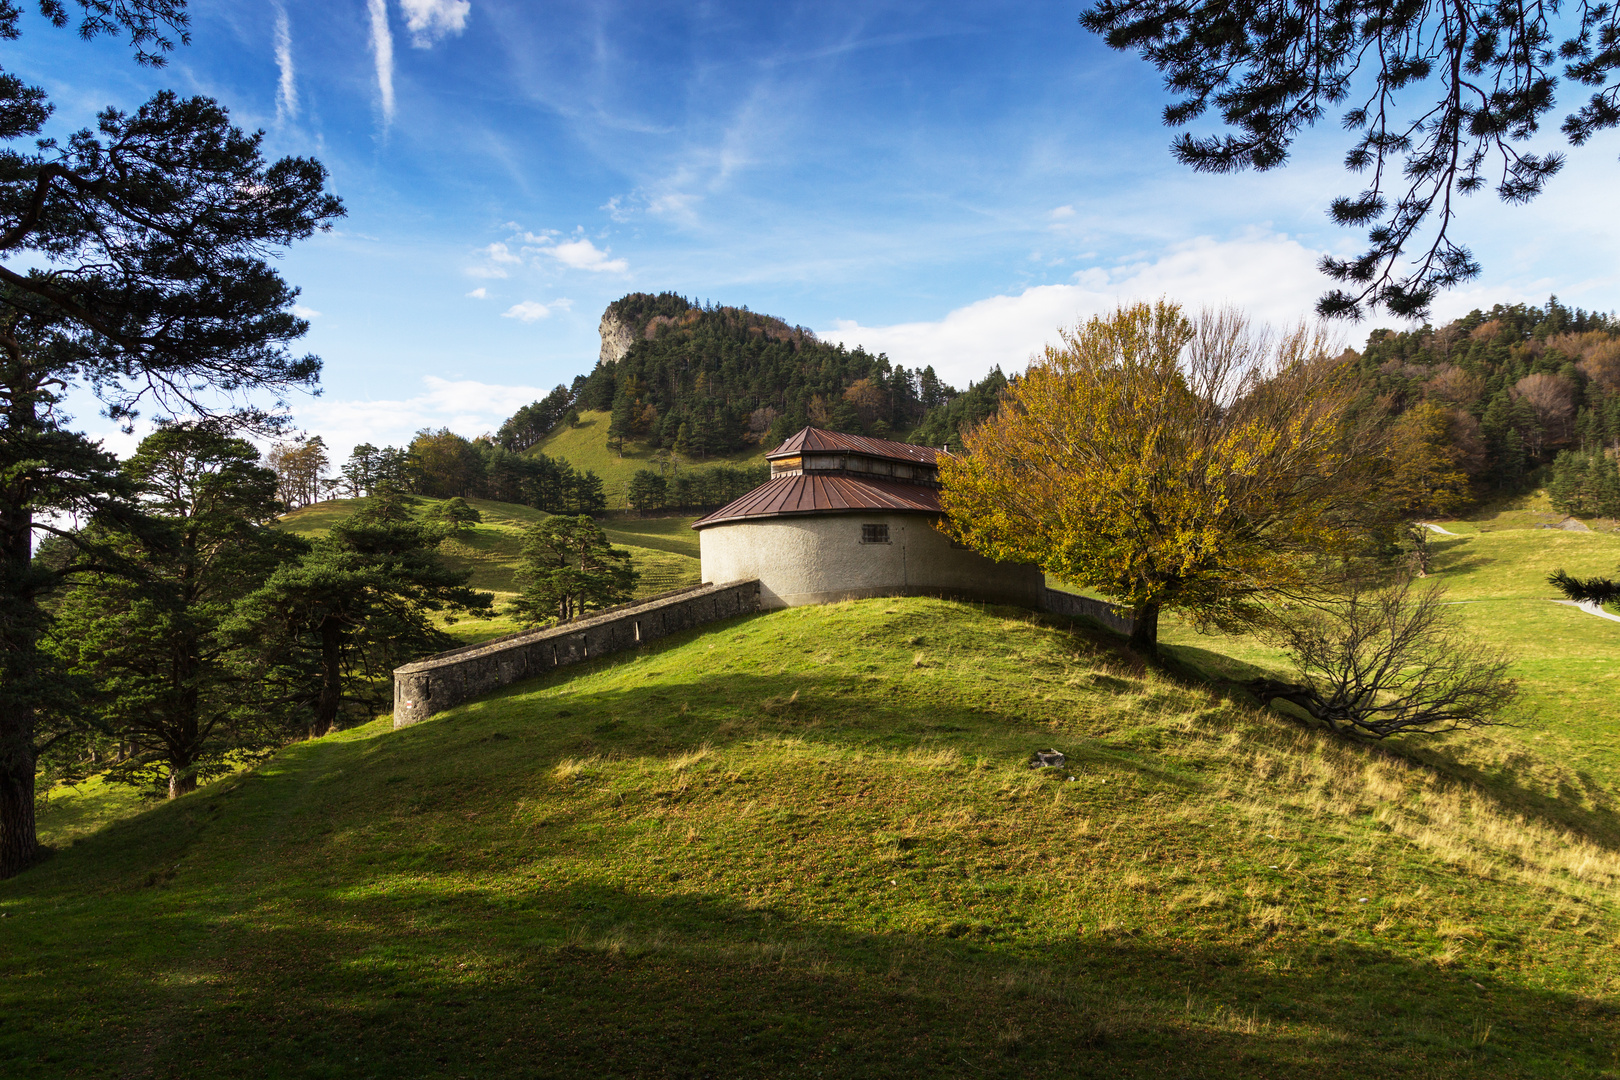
<box><xmin>534</xmin><ymin>236</ymin><xmax>629</xmax><ymax>274</ymax></box>
<box><xmin>272</xmin><ymin>3</ymin><xmax>297</xmax><ymax>122</ymax></box>
<box><xmin>465</xmin><ymin>286</ymin><xmax>487</xmax><ymax>299</ymax></box>
<box><xmin>367</xmin><ymin>0</ymin><xmax>395</xmax><ymax>124</ymax></box>
<box><xmin>817</xmin><ymin>230</ymin><xmax>1340</xmax><ymax>387</ymax></box>
<box><xmin>400</xmin><ymin>0</ymin><xmax>470</xmax><ymax>47</ymax></box>
<box><xmin>291</xmin><ymin>304</ymin><xmax>322</xmax><ymax>319</ymax></box>
<box><xmin>482</xmin><ymin>241</ymin><xmax>521</xmax><ymax>264</ymax></box>
<box><xmin>294</xmin><ymin>376</ymin><xmax>550</xmax><ymax>458</ymax></box>
<box><xmin>1049</xmin><ymin>205</ymin><xmax>1075</xmax><ymax>220</ymax></box>
<box><xmin>502</xmin><ymin>300</ymin><xmax>553</xmax><ymax>322</ymax></box>
<box><xmin>464</xmin><ymin>265</ymin><xmax>508</xmax><ymax>279</ymax></box>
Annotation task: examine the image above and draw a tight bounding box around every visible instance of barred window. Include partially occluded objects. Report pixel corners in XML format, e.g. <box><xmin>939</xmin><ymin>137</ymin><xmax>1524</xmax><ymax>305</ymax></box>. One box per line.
<box><xmin>861</xmin><ymin>523</ymin><xmax>890</xmax><ymax>544</ymax></box>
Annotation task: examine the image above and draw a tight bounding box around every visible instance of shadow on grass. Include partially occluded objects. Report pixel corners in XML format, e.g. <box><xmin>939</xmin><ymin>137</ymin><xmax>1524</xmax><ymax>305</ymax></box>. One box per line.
<box><xmin>3</xmin><ymin>863</ymin><xmax>1614</xmax><ymax>1079</ymax></box>
<box><xmin>10</xmin><ymin>606</ymin><xmax>1620</xmax><ymax>1077</ymax></box>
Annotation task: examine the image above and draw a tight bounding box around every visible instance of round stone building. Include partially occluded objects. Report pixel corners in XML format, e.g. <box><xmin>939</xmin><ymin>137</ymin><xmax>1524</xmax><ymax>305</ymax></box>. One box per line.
<box><xmin>692</xmin><ymin>427</ymin><xmax>1045</xmax><ymax>610</ymax></box>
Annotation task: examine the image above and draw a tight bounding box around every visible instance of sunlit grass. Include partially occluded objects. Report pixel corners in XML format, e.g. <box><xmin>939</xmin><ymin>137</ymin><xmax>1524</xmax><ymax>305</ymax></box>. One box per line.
<box><xmin>532</xmin><ymin>410</ymin><xmax>768</xmax><ymax>507</ymax></box>
<box><xmin>8</xmin><ymin>597</ymin><xmax>1619</xmax><ymax>1077</ymax></box>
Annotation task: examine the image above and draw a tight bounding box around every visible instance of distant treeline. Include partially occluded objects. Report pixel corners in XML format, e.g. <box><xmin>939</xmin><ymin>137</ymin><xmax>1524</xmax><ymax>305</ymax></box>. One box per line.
<box><xmin>268</xmin><ymin>431</ymin><xmax>608</xmax><ymax>515</ymax></box>
<box><xmin>626</xmin><ymin>465</ymin><xmax>771</xmax><ymax>513</ymax></box>
<box><xmin>271</xmin><ymin>426</ymin><xmax>774</xmax><ymax>516</ymax></box>
<box><xmin>1351</xmin><ymin>297</ymin><xmax>1620</xmax><ymax>509</ymax></box>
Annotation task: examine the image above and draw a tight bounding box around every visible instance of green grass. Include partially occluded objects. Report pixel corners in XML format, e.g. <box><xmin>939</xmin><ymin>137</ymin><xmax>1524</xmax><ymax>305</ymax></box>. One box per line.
<box><xmin>10</xmin><ymin>596</ymin><xmax>1620</xmax><ymax>1077</ymax></box>
<box><xmin>1164</xmin><ymin>507</ymin><xmax>1620</xmax><ymax>799</ymax></box>
<box><xmin>534</xmin><ymin>410</ymin><xmax>768</xmax><ymax>506</ymax></box>
<box><xmin>279</xmin><ymin>496</ymin><xmax>703</xmax><ymax>631</ymax></box>
<box><xmin>598</xmin><ymin>512</ymin><xmax>702</xmax><ymax>560</ymax></box>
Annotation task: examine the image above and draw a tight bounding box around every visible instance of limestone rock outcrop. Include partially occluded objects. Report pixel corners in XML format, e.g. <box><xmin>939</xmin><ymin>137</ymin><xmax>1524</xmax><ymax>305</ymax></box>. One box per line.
<box><xmin>598</xmin><ymin>310</ymin><xmax>636</xmax><ymax>366</ymax></box>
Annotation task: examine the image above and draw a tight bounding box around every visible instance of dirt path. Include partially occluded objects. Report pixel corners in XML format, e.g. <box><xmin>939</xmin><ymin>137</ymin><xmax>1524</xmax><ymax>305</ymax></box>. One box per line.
<box><xmin>1552</xmin><ymin>599</ymin><xmax>1620</xmax><ymax>624</ymax></box>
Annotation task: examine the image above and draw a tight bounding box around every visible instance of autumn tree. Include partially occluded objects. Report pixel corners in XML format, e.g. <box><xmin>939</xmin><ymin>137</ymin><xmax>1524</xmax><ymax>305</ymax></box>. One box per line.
<box><xmin>1384</xmin><ymin>401</ymin><xmax>1473</xmax><ymax>574</ymax></box>
<box><xmin>266</xmin><ymin>437</ymin><xmax>329</xmax><ymax>509</ymax></box>
<box><xmin>408</xmin><ymin>428</ymin><xmax>482</xmax><ymax>498</ymax></box>
<box><xmin>940</xmin><ymin>302</ymin><xmax>1373</xmax><ymax>656</ymax></box>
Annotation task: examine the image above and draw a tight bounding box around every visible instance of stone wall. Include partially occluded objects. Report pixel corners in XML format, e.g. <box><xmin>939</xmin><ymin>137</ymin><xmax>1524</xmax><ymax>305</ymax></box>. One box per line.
<box><xmin>392</xmin><ymin>580</ymin><xmax>761</xmax><ymax>728</ymax></box>
<box><xmin>1041</xmin><ymin>588</ymin><xmax>1137</xmax><ymax>636</ymax></box>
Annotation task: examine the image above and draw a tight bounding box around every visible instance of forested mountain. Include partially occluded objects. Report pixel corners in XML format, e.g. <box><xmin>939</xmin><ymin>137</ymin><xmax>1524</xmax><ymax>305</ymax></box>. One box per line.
<box><xmin>565</xmin><ymin>293</ymin><xmax>960</xmax><ymax>456</ymax></box>
<box><xmin>489</xmin><ymin>293</ymin><xmax>1620</xmax><ymax>518</ymax></box>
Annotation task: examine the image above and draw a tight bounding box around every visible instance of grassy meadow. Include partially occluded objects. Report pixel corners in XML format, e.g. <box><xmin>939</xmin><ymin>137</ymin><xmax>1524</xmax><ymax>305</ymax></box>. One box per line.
<box><xmin>9</xmin><ymin>495</ymin><xmax>1620</xmax><ymax>1076</ymax></box>
<box><xmin>1162</xmin><ymin>516</ymin><xmax>1620</xmax><ymax>795</ymax></box>
<box><xmin>533</xmin><ymin>409</ymin><xmax>769</xmax><ymax>506</ymax></box>
<box><xmin>7</xmin><ymin>586</ymin><xmax>1620</xmax><ymax>1076</ymax></box>
<box><xmin>277</xmin><ymin>496</ymin><xmax>703</xmax><ymax>647</ymax></box>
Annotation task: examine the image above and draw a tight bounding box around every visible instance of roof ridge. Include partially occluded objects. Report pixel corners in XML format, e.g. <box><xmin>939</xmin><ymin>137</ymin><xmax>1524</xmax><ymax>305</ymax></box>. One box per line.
<box><xmin>765</xmin><ymin>426</ymin><xmax>943</xmax><ymax>464</ymax></box>
<box><xmin>692</xmin><ymin>470</ymin><xmax>943</xmax><ymax>529</ymax></box>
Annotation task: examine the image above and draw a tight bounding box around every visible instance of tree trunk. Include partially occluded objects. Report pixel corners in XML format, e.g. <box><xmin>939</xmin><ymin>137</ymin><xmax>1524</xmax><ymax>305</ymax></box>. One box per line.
<box><xmin>316</xmin><ymin>615</ymin><xmax>344</xmax><ymax>734</ymax></box>
<box><xmin>168</xmin><ymin>763</ymin><xmax>197</xmax><ymax>799</ymax></box>
<box><xmin>1128</xmin><ymin>600</ymin><xmax>1160</xmax><ymax>657</ymax></box>
<box><xmin>0</xmin><ymin>435</ymin><xmax>39</xmax><ymax>876</ymax></box>
<box><xmin>0</xmin><ymin>702</ymin><xmax>38</xmax><ymax>878</ymax></box>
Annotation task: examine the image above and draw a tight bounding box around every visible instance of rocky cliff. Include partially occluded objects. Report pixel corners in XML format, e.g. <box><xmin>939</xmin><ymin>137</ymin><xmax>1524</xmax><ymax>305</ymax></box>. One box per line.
<box><xmin>598</xmin><ymin>310</ymin><xmax>637</xmax><ymax>366</ymax></box>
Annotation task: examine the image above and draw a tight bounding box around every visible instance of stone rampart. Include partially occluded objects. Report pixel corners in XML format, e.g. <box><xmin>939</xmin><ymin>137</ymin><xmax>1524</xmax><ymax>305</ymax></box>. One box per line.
<box><xmin>1042</xmin><ymin>588</ymin><xmax>1136</xmax><ymax>636</ymax></box>
<box><xmin>392</xmin><ymin>580</ymin><xmax>761</xmax><ymax>728</ymax></box>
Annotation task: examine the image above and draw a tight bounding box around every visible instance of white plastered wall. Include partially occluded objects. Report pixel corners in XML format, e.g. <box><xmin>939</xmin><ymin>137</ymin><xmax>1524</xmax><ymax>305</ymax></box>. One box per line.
<box><xmin>697</xmin><ymin>513</ymin><xmax>1045</xmax><ymax>610</ymax></box>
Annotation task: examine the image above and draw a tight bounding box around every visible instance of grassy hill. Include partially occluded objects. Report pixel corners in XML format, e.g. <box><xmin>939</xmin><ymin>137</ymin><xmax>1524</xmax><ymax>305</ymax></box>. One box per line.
<box><xmin>277</xmin><ymin>496</ymin><xmax>703</xmax><ymax>643</ymax></box>
<box><xmin>1163</xmin><ymin>516</ymin><xmax>1620</xmax><ymax>796</ymax></box>
<box><xmin>8</xmin><ymin>592</ymin><xmax>1620</xmax><ymax>1076</ymax></box>
<box><xmin>532</xmin><ymin>410</ymin><xmax>768</xmax><ymax>506</ymax></box>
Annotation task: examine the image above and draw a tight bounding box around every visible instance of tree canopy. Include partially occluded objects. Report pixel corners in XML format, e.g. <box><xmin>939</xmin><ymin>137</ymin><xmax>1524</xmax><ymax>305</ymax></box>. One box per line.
<box><xmin>939</xmin><ymin>302</ymin><xmax>1373</xmax><ymax>655</ymax></box>
<box><xmin>228</xmin><ymin>494</ymin><xmax>492</xmax><ymax>735</ymax></box>
<box><xmin>511</xmin><ymin>516</ymin><xmax>638</xmax><ymax>626</ymax></box>
<box><xmin>1081</xmin><ymin>0</ymin><xmax>1620</xmax><ymax>317</ymax></box>
<box><xmin>0</xmin><ymin>0</ymin><xmax>343</xmax><ymax>876</ymax></box>
<box><xmin>48</xmin><ymin>423</ymin><xmax>301</xmax><ymax>798</ymax></box>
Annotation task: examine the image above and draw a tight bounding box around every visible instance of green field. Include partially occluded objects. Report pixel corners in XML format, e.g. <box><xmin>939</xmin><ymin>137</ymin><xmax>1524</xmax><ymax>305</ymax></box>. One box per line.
<box><xmin>1163</xmin><ymin>520</ymin><xmax>1620</xmax><ymax>798</ymax></box>
<box><xmin>278</xmin><ymin>496</ymin><xmax>703</xmax><ymax>631</ymax></box>
<box><xmin>10</xmin><ymin>499</ymin><xmax>1620</xmax><ymax>1076</ymax></box>
<box><xmin>533</xmin><ymin>409</ymin><xmax>769</xmax><ymax>506</ymax></box>
<box><xmin>9</xmin><ymin>580</ymin><xmax>1620</xmax><ymax>1075</ymax></box>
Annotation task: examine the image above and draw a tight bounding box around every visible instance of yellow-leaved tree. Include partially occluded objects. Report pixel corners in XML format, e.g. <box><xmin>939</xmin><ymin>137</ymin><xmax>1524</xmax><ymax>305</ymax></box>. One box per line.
<box><xmin>939</xmin><ymin>301</ymin><xmax>1373</xmax><ymax>656</ymax></box>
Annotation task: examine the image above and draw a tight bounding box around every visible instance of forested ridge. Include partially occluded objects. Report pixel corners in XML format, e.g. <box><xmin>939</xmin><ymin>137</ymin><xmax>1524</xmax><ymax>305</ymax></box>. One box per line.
<box><xmin>1346</xmin><ymin>297</ymin><xmax>1620</xmax><ymax>518</ymax></box>
<box><xmin>557</xmin><ymin>292</ymin><xmax>985</xmax><ymax>456</ymax></box>
<box><xmin>502</xmin><ymin>294</ymin><xmax>1620</xmax><ymax>510</ymax></box>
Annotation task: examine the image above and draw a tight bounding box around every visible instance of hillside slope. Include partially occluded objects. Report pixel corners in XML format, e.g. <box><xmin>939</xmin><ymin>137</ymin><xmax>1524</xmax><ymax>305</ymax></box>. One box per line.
<box><xmin>7</xmin><ymin>597</ymin><xmax>1618</xmax><ymax>1077</ymax></box>
<box><xmin>531</xmin><ymin>409</ymin><xmax>767</xmax><ymax>502</ymax></box>
<box><xmin>278</xmin><ymin>495</ymin><xmax>702</xmax><ymax>612</ymax></box>
<box><xmin>1163</xmin><ymin>517</ymin><xmax>1620</xmax><ymax>796</ymax></box>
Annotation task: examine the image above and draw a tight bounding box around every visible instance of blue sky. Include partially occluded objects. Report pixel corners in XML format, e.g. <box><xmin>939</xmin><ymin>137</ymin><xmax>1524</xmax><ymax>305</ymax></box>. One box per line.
<box><xmin>16</xmin><ymin>0</ymin><xmax>1620</xmax><ymax>457</ymax></box>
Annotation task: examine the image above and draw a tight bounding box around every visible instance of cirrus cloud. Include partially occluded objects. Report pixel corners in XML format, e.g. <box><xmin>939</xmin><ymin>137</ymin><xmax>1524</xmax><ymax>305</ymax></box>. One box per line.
<box><xmin>401</xmin><ymin>0</ymin><xmax>470</xmax><ymax>47</ymax></box>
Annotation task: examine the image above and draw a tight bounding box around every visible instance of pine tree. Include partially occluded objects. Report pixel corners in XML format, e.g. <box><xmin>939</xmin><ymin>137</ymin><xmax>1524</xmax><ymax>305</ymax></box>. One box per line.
<box><xmin>48</xmin><ymin>425</ymin><xmax>302</xmax><ymax>799</ymax></box>
<box><xmin>510</xmin><ymin>516</ymin><xmax>638</xmax><ymax>625</ymax></box>
<box><xmin>227</xmin><ymin>503</ymin><xmax>492</xmax><ymax>734</ymax></box>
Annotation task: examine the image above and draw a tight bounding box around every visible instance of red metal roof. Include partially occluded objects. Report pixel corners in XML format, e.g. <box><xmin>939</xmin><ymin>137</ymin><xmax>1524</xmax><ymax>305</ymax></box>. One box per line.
<box><xmin>767</xmin><ymin>426</ymin><xmax>943</xmax><ymax>465</ymax></box>
<box><xmin>692</xmin><ymin>473</ymin><xmax>943</xmax><ymax>529</ymax></box>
